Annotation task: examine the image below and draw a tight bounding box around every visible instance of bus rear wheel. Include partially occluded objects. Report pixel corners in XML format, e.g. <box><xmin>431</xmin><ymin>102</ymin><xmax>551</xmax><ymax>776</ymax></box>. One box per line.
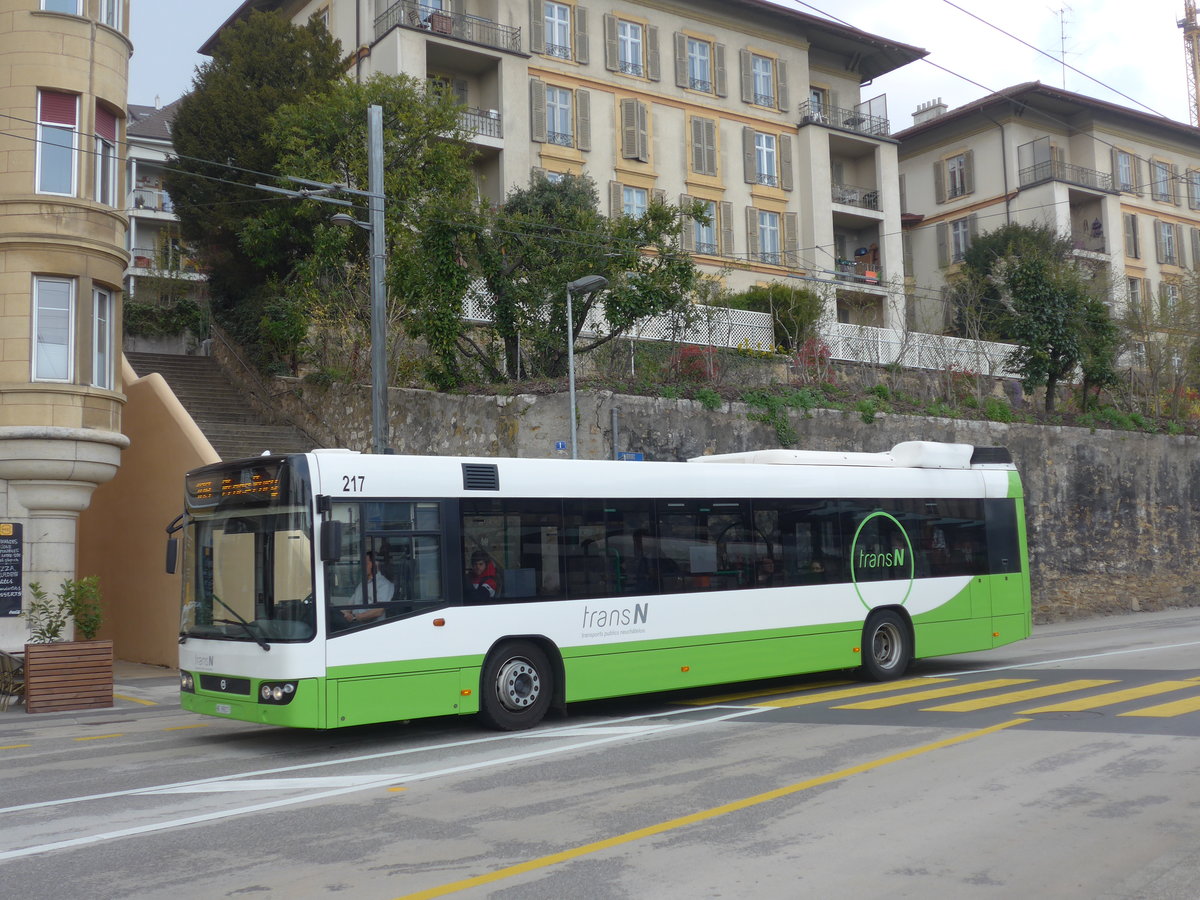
<box><xmin>861</xmin><ymin>610</ymin><xmax>911</xmax><ymax>681</ymax></box>
<box><xmin>479</xmin><ymin>640</ymin><xmax>553</xmax><ymax>731</ymax></box>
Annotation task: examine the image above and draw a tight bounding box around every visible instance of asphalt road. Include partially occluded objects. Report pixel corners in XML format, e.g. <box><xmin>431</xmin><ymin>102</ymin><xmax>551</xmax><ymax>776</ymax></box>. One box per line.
<box><xmin>2</xmin><ymin>608</ymin><xmax>1200</xmax><ymax>899</ymax></box>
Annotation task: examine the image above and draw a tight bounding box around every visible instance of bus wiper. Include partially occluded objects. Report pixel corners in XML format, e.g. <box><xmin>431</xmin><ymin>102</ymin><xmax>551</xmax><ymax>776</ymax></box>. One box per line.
<box><xmin>211</xmin><ymin>594</ymin><xmax>270</xmax><ymax>651</ymax></box>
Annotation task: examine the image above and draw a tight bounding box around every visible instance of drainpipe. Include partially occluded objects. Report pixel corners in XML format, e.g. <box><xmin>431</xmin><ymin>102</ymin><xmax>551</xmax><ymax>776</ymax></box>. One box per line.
<box><xmin>982</xmin><ymin>111</ymin><xmax>1011</xmax><ymax>225</ymax></box>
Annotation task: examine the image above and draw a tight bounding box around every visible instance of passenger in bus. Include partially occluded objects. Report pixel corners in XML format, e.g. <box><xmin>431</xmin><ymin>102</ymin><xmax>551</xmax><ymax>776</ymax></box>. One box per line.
<box><xmin>341</xmin><ymin>551</ymin><xmax>391</xmax><ymax>624</ymax></box>
<box><xmin>467</xmin><ymin>551</ymin><xmax>499</xmax><ymax>602</ymax></box>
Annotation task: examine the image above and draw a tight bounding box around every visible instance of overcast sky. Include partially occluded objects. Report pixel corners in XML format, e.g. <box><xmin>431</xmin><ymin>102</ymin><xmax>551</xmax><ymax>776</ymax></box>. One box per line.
<box><xmin>129</xmin><ymin>0</ymin><xmax>1192</xmax><ymax>128</ymax></box>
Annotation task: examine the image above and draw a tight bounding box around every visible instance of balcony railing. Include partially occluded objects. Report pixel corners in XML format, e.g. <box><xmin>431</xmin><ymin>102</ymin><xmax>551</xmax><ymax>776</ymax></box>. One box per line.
<box><xmin>461</xmin><ymin>107</ymin><xmax>502</xmax><ymax>138</ymax></box>
<box><xmin>834</xmin><ymin>257</ymin><xmax>882</xmax><ymax>285</ymax></box>
<box><xmin>1019</xmin><ymin>159</ymin><xmax>1114</xmax><ymax>193</ymax></box>
<box><xmin>375</xmin><ymin>1</ymin><xmax>522</xmax><ymax>53</ymax></box>
<box><xmin>798</xmin><ymin>100</ymin><xmax>890</xmax><ymax>137</ymax></box>
<box><xmin>821</xmin><ymin>322</ymin><xmax>1019</xmax><ymax>379</ymax></box>
<box><xmin>831</xmin><ymin>182</ymin><xmax>880</xmax><ymax>211</ymax></box>
<box><xmin>129</xmin><ymin>188</ymin><xmax>173</xmax><ymax>213</ymax></box>
<box><xmin>129</xmin><ymin>247</ymin><xmax>203</xmax><ymax>275</ymax></box>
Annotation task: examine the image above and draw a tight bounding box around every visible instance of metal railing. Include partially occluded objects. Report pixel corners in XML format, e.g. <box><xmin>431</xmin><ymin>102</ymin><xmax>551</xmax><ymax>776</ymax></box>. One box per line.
<box><xmin>374</xmin><ymin>1</ymin><xmax>522</xmax><ymax>52</ymax></box>
<box><xmin>831</xmin><ymin>182</ymin><xmax>880</xmax><ymax>211</ymax></box>
<box><xmin>821</xmin><ymin>322</ymin><xmax>1019</xmax><ymax>378</ymax></box>
<box><xmin>1019</xmin><ymin>160</ymin><xmax>1114</xmax><ymax>193</ymax></box>
<box><xmin>834</xmin><ymin>258</ymin><xmax>883</xmax><ymax>285</ymax></box>
<box><xmin>461</xmin><ymin>107</ymin><xmax>502</xmax><ymax>138</ymax></box>
<box><xmin>798</xmin><ymin>100</ymin><xmax>890</xmax><ymax>137</ymax></box>
<box><xmin>129</xmin><ymin>188</ymin><xmax>173</xmax><ymax>213</ymax></box>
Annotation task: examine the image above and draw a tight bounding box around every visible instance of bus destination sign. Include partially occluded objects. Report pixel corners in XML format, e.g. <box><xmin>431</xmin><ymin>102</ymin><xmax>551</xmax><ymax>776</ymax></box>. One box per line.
<box><xmin>187</xmin><ymin>463</ymin><xmax>282</xmax><ymax>507</ymax></box>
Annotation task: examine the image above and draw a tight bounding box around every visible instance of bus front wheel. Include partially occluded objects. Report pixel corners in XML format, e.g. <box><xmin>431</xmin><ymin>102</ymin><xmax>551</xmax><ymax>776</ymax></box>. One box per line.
<box><xmin>861</xmin><ymin>610</ymin><xmax>911</xmax><ymax>681</ymax></box>
<box><xmin>479</xmin><ymin>640</ymin><xmax>553</xmax><ymax>731</ymax></box>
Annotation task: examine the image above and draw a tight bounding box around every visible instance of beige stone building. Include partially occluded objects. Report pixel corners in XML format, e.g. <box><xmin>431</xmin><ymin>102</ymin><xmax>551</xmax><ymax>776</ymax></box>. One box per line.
<box><xmin>0</xmin><ymin>0</ymin><xmax>131</xmax><ymax>649</ymax></box>
<box><xmin>896</xmin><ymin>82</ymin><xmax>1200</xmax><ymax>340</ymax></box>
<box><xmin>205</xmin><ymin>0</ymin><xmax>925</xmax><ymax>328</ymax></box>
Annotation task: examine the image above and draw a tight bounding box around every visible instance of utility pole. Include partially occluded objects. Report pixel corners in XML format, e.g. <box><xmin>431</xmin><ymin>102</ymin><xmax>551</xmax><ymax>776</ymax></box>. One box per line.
<box><xmin>1180</xmin><ymin>1</ymin><xmax>1200</xmax><ymax>126</ymax></box>
<box><xmin>257</xmin><ymin>105</ymin><xmax>389</xmax><ymax>454</ymax></box>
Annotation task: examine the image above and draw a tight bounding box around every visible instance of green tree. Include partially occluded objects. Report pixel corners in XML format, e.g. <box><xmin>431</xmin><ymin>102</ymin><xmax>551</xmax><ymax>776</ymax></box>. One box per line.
<box><xmin>163</xmin><ymin>11</ymin><xmax>344</xmax><ymax>356</ymax></box>
<box><xmin>722</xmin><ymin>282</ymin><xmax>823</xmax><ymax>351</ymax></box>
<box><xmin>245</xmin><ymin>74</ymin><xmax>481</xmax><ymax>384</ymax></box>
<box><xmin>469</xmin><ymin>174</ymin><xmax>702</xmax><ymax>380</ymax></box>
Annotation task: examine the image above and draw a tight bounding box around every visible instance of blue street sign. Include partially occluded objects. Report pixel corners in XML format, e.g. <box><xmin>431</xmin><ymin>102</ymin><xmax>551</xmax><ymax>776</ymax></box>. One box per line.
<box><xmin>616</xmin><ymin>452</ymin><xmax>644</xmax><ymax>461</ymax></box>
<box><xmin>554</xmin><ymin>441</ymin><xmax>568</xmax><ymax>451</ymax></box>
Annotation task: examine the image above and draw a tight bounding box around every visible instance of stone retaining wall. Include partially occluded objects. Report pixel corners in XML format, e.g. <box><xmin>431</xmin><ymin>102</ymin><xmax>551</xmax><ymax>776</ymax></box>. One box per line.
<box><xmin>272</xmin><ymin>378</ymin><xmax>1200</xmax><ymax>623</ymax></box>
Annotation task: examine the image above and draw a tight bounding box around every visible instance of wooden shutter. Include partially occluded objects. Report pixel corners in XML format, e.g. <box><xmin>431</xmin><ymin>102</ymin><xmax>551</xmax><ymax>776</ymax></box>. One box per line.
<box><xmin>783</xmin><ymin>212</ymin><xmax>798</xmax><ymax>265</ymax></box>
<box><xmin>967</xmin><ymin>213</ymin><xmax>979</xmax><ymax>242</ymax></box>
<box><xmin>647</xmin><ymin>26</ymin><xmax>660</xmax><ymax>81</ymax></box>
<box><xmin>679</xmin><ymin>194</ymin><xmax>695</xmax><ymax>251</ymax></box>
<box><xmin>530</xmin><ymin>78</ymin><xmax>546</xmax><ymax>142</ymax></box>
<box><xmin>1154</xmin><ymin>219</ymin><xmax>1165</xmax><ymax>263</ymax></box>
<box><xmin>714</xmin><ymin>43</ymin><xmax>727</xmax><ymax>97</ymax></box>
<box><xmin>637</xmin><ymin>101</ymin><xmax>648</xmax><ymax>161</ymax></box>
<box><xmin>574</xmin><ymin>6</ymin><xmax>589</xmax><ymax>64</ymax></box>
<box><xmin>575</xmin><ymin>88</ymin><xmax>590</xmax><ymax>150</ymax></box>
<box><xmin>779</xmin><ymin>133</ymin><xmax>793</xmax><ymax>191</ymax></box>
<box><xmin>621</xmin><ymin>99</ymin><xmax>638</xmax><ymax>159</ymax></box>
<box><xmin>1110</xmin><ymin>148</ymin><xmax>1121</xmax><ymax>190</ymax></box>
<box><xmin>603</xmin><ymin>14</ymin><xmax>618</xmax><ymax>71</ymax></box>
<box><xmin>653</xmin><ymin>188</ymin><xmax>665</xmax><ymax>205</ymax></box>
<box><xmin>719</xmin><ymin>201</ymin><xmax>733</xmax><ymax>256</ymax></box>
<box><xmin>610</xmin><ymin>180</ymin><xmax>623</xmax><ymax>218</ymax></box>
<box><xmin>936</xmin><ymin>222</ymin><xmax>949</xmax><ymax>267</ymax></box>
<box><xmin>745</xmin><ymin>207</ymin><xmax>759</xmax><ymax>259</ymax></box>
<box><xmin>934</xmin><ymin>160</ymin><xmax>946</xmax><ymax>204</ymax></box>
<box><xmin>529</xmin><ymin>0</ymin><xmax>544</xmax><ymax>53</ymax></box>
<box><xmin>1176</xmin><ymin>223</ymin><xmax>1185</xmax><ymax>263</ymax></box>
<box><xmin>702</xmin><ymin>118</ymin><xmax>716</xmax><ymax>175</ymax></box>
<box><xmin>902</xmin><ymin>230</ymin><xmax>914</xmax><ymax>276</ymax></box>
<box><xmin>742</xmin><ymin>127</ymin><xmax>755</xmax><ymax>184</ymax></box>
<box><xmin>673</xmin><ymin>33</ymin><xmax>688</xmax><ymax>87</ymax></box>
<box><xmin>899</xmin><ymin>173</ymin><xmax>907</xmax><ymax>214</ymax></box>
<box><xmin>1173</xmin><ymin>165</ymin><xmax>1182</xmax><ymax>205</ymax></box>
<box><xmin>739</xmin><ymin>50</ymin><xmax>753</xmax><ymax>103</ymax></box>
<box><xmin>775</xmin><ymin>59</ymin><xmax>789</xmax><ymax>111</ymax></box>
<box><xmin>963</xmin><ymin>149</ymin><xmax>975</xmax><ymax>195</ymax></box>
<box><xmin>1125</xmin><ymin>214</ymin><xmax>1139</xmax><ymax>258</ymax></box>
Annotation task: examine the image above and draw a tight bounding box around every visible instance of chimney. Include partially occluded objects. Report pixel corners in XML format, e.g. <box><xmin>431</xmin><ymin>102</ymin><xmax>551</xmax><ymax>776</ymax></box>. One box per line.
<box><xmin>912</xmin><ymin>98</ymin><xmax>947</xmax><ymax>126</ymax></box>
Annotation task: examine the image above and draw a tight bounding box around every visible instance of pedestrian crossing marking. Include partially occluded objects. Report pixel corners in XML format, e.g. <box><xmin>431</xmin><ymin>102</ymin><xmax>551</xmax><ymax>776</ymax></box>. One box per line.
<box><xmin>834</xmin><ymin>678</ymin><xmax>1034</xmax><ymax>710</ymax></box>
<box><xmin>922</xmin><ymin>679</ymin><xmax>1117</xmax><ymax>712</ymax></box>
<box><xmin>1119</xmin><ymin>695</ymin><xmax>1200</xmax><ymax>718</ymax></box>
<box><xmin>754</xmin><ymin>678</ymin><xmax>955</xmax><ymax>709</ymax></box>
<box><xmin>1021</xmin><ymin>681</ymin><xmax>1200</xmax><ymax>714</ymax></box>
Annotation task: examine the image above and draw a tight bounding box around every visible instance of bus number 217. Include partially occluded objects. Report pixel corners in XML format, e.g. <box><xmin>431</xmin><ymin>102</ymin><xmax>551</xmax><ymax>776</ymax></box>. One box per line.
<box><xmin>342</xmin><ymin>475</ymin><xmax>365</xmax><ymax>492</ymax></box>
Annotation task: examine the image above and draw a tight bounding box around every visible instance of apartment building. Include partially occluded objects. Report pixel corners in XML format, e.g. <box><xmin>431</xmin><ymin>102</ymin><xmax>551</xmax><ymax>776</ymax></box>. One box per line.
<box><xmin>204</xmin><ymin>0</ymin><xmax>925</xmax><ymax>328</ymax></box>
<box><xmin>124</xmin><ymin>100</ymin><xmax>208</xmax><ymax>337</ymax></box>
<box><xmin>896</xmin><ymin>82</ymin><xmax>1200</xmax><ymax>336</ymax></box>
<box><xmin>0</xmin><ymin>0</ymin><xmax>130</xmax><ymax>648</ymax></box>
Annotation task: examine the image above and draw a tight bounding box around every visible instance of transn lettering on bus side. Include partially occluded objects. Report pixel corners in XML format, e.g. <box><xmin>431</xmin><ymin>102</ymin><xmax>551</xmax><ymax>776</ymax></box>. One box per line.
<box><xmin>857</xmin><ymin>548</ymin><xmax>906</xmax><ymax>569</ymax></box>
<box><xmin>581</xmin><ymin>603</ymin><xmax>648</xmax><ymax>629</ymax></box>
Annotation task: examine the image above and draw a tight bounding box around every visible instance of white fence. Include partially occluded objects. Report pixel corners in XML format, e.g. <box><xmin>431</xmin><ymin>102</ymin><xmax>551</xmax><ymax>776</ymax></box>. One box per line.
<box><xmin>821</xmin><ymin>322</ymin><xmax>1019</xmax><ymax>378</ymax></box>
<box><xmin>462</xmin><ymin>278</ymin><xmax>1018</xmax><ymax>376</ymax></box>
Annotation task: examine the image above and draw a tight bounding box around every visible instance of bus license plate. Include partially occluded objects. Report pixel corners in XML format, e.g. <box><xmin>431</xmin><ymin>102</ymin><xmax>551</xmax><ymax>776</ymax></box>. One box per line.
<box><xmin>214</xmin><ymin>703</ymin><xmax>232</xmax><ymax>715</ymax></box>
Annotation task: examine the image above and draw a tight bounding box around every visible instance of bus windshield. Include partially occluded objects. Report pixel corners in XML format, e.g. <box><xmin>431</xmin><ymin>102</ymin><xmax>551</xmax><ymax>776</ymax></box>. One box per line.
<box><xmin>180</xmin><ymin>460</ymin><xmax>315</xmax><ymax>644</ymax></box>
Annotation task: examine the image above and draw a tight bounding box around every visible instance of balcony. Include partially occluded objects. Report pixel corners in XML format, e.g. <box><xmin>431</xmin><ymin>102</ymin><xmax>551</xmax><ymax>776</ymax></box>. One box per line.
<box><xmin>831</xmin><ymin>182</ymin><xmax>880</xmax><ymax>211</ymax></box>
<box><xmin>1019</xmin><ymin>159</ymin><xmax>1114</xmax><ymax>193</ymax></box>
<box><xmin>834</xmin><ymin>257</ymin><xmax>882</xmax><ymax>285</ymax></box>
<box><xmin>129</xmin><ymin>188</ymin><xmax>173</xmax><ymax>213</ymax></box>
<box><xmin>461</xmin><ymin>106</ymin><xmax>502</xmax><ymax>138</ymax></box>
<box><xmin>375</xmin><ymin>1</ymin><xmax>522</xmax><ymax>53</ymax></box>
<box><xmin>129</xmin><ymin>246</ymin><xmax>204</xmax><ymax>279</ymax></box>
<box><xmin>799</xmin><ymin>100</ymin><xmax>889</xmax><ymax>137</ymax></box>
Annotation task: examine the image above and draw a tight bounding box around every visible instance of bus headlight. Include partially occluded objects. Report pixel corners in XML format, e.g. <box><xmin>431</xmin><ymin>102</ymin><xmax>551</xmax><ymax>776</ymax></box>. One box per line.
<box><xmin>257</xmin><ymin>681</ymin><xmax>298</xmax><ymax>705</ymax></box>
<box><xmin>180</xmin><ymin>672</ymin><xmax>195</xmax><ymax>693</ymax></box>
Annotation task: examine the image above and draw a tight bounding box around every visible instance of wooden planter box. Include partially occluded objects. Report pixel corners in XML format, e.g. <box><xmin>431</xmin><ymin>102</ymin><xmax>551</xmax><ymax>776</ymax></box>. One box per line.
<box><xmin>24</xmin><ymin>640</ymin><xmax>113</xmax><ymax>714</ymax></box>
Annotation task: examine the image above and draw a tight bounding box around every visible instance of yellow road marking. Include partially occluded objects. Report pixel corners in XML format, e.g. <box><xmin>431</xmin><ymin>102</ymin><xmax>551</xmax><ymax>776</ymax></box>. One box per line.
<box><xmin>389</xmin><ymin>787</ymin><xmax>408</xmax><ymax>793</ymax></box>
<box><xmin>73</xmin><ymin>734</ymin><xmax>123</xmax><ymax>742</ymax></box>
<box><xmin>163</xmin><ymin>724</ymin><xmax>208</xmax><ymax>732</ymax></box>
<box><xmin>676</xmin><ymin>680</ymin><xmax>851</xmax><ymax>706</ymax></box>
<box><xmin>1022</xmin><ymin>681</ymin><xmax>1199</xmax><ymax>713</ymax></box>
<box><xmin>755</xmin><ymin>677</ymin><xmax>955</xmax><ymax>709</ymax></box>
<box><xmin>835</xmin><ymin>678</ymin><xmax>1034</xmax><ymax>710</ymax></box>
<box><xmin>0</xmin><ymin>744</ymin><xmax>31</xmax><ymax>750</ymax></box>
<box><xmin>393</xmin><ymin>718</ymin><xmax>1030</xmax><ymax>900</ymax></box>
<box><xmin>924</xmin><ymin>679</ymin><xmax>1116</xmax><ymax>712</ymax></box>
<box><xmin>114</xmin><ymin>694</ymin><xmax>158</xmax><ymax>706</ymax></box>
<box><xmin>1119</xmin><ymin>695</ymin><xmax>1200</xmax><ymax>718</ymax></box>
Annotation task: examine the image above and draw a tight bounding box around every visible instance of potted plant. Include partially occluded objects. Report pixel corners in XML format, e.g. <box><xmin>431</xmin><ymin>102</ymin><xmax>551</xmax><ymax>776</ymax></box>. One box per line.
<box><xmin>22</xmin><ymin>576</ymin><xmax>113</xmax><ymax>713</ymax></box>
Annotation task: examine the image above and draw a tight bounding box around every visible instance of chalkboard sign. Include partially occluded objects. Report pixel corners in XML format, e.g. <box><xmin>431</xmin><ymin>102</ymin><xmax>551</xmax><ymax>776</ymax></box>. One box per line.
<box><xmin>0</xmin><ymin>523</ymin><xmax>21</xmax><ymax>616</ymax></box>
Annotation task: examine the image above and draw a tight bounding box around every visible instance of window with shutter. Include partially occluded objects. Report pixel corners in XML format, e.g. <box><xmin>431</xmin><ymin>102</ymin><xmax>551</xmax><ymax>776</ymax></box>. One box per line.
<box><xmin>1124</xmin><ymin>213</ymin><xmax>1139</xmax><ymax>259</ymax></box>
<box><xmin>37</xmin><ymin>90</ymin><xmax>77</xmax><ymax>196</ymax></box>
<box><xmin>719</xmin><ymin>201</ymin><xmax>734</xmax><ymax>256</ymax></box>
<box><xmin>620</xmin><ymin>98</ymin><xmax>647</xmax><ymax>161</ymax></box>
<box><xmin>543</xmin><ymin>1</ymin><xmax>571</xmax><ymax>59</ymax></box>
<box><xmin>690</xmin><ymin>117</ymin><xmax>716</xmax><ymax>175</ymax></box>
<box><xmin>575</xmin><ymin>89</ymin><xmax>591</xmax><ymax>151</ymax></box>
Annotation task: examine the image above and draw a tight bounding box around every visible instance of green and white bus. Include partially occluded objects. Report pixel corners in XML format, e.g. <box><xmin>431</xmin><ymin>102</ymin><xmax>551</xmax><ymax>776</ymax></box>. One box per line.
<box><xmin>173</xmin><ymin>442</ymin><xmax>1030</xmax><ymax>731</ymax></box>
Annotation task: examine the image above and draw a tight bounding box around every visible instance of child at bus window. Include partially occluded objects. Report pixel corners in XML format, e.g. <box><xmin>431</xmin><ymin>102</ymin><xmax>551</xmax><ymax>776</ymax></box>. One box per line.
<box><xmin>341</xmin><ymin>551</ymin><xmax>391</xmax><ymax>624</ymax></box>
<box><xmin>467</xmin><ymin>551</ymin><xmax>499</xmax><ymax>602</ymax></box>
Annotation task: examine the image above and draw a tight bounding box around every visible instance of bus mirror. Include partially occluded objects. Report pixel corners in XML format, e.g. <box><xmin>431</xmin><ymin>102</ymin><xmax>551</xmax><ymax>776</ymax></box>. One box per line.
<box><xmin>320</xmin><ymin>522</ymin><xmax>343</xmax><ymax>562</ymax></box>
<box><xmin>165</xmin><ymin>537</ymin><xmax>178</xmax><ymax>575</ymax></box>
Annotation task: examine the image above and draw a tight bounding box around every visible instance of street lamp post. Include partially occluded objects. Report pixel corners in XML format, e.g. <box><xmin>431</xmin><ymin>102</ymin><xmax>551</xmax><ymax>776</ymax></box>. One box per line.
<box><xmin>565</xmin><ymin>274</ymin><xmax>608</xmax><ymax>459</ymax></box>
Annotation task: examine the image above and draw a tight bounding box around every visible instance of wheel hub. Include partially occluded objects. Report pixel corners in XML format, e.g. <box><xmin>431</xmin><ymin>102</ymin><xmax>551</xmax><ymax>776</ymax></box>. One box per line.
<box><xmin>496</xmin><ymin>658</ymin><xmax>541</xmax><ymax>711</ymax></box>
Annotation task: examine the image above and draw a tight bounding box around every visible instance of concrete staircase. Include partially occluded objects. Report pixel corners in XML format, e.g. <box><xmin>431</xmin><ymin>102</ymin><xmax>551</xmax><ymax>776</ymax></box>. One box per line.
<box><xmin>125</xmin><ymin>352</ymin><xmax>316</xmax><ymax>460</ymax></box>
